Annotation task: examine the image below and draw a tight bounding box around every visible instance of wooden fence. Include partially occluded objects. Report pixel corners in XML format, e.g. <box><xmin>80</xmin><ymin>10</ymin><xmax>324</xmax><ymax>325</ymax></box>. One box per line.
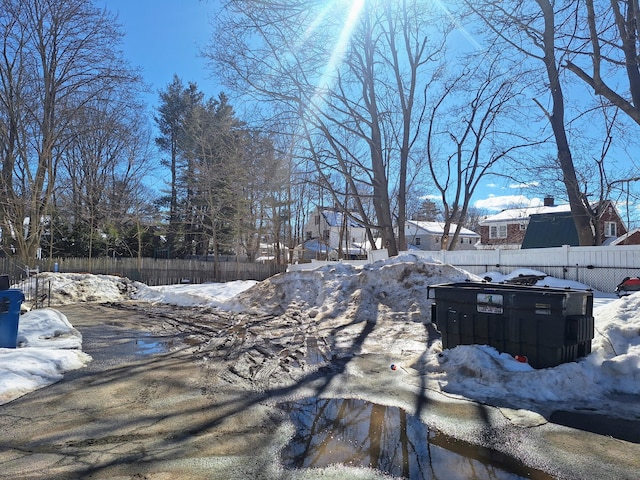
<box><xmin>3</xmin><ymin>244</ymin><xmax>639</xmax><ymax>293</ymax></box>
<box><xmin>0</xmin><ymin>256</ymin><xmax>287</xmax><ymax>286</ymax></box>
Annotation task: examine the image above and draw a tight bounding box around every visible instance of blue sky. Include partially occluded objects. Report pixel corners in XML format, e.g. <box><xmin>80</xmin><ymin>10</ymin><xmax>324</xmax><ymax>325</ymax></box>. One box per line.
<box><xmin>100</xmin><ymin>0</ymin><xmax>222</xmax><ymax>193</ymax></box>
<box><xmin>100</xmin><ymin>0</ymin><xmax>221</xmax><ymax>108</ymax></box>
<box><xmin>99</xmin><ymin>1</ymin><xmax>628</xmax><ymax>223</ymax></box>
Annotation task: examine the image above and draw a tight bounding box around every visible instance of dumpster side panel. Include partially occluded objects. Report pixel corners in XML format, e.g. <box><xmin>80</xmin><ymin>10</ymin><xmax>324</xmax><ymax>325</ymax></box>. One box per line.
<box><xmin>566</xmin><ymin>315</ymin><xmax>595</xmax><ymax>344</ymax></box>
<box><xmin>443</xmin><ymin>308</ymin><xmax>460</xmax><ymax>348</ymax></box>
<box><xmin>520</xmin><ymin>344</ymin><xmax>577</xmax><ymax>369</ymax></box>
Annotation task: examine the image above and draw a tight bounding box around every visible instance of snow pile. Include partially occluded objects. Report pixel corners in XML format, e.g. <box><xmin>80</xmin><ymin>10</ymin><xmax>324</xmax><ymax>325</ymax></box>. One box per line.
<box><xmin>18</xmin><ymin>308</ymin><xmax>84</xmax><ymax>349</ymax></box>
<box><xmin>2</xmin><ymin>257</ymin><xmax>639</xmax><ymax>420</ymax></box>
<box><xmin>591</xmin><ymin>294</ymin><xmax>640</xmax><ymax>393</ymax></box>
<box><xmin>0</xmin><ymin>308</ymin><xmax>91</xmax><ymax>405</ymax></box>
<box><xmin>427</xmin><ymin>344</ymin><xmax>603</xmax><ymax>405</ymax></box>
<box><xmin>134</xmin><ymin>280</ymin><xmax>258</xmax><ymax>307</ymax></box>
<box><xmin>18</xmin><ymin>272</ymin><xmax>143</xmax><ymax>305</ymax></box>
<box><xmin>227</xmin><ymin>254</ymin><xmax>481</xmax><ymax>317</ymax></box>
<box><xmin>220</xmin><ymin>256</ymin><xmax>481</xmax><ymax>361</ymax></box>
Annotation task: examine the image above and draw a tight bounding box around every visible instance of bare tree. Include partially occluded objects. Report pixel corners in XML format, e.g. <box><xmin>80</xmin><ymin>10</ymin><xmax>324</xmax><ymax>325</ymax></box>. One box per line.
<box><xmin>0</xmin><ymin>0</ymin><xmax>141</xmax><ymax>264</ymax></box>
<box><xmin>463</xmin><ymin>0</ymin><xmax>599</xmax><ymax>245</ymax></box>
<box><xmin>425</xmin><ymin>53</ymin><xmax>541</xmax><ymax>250</ymax></box>
<box><xmin>206</xmin><ymin>0</ymin><xmax>450</xmax><ymax>256</ymax></box>
<box><xmin>564</xmin><ymin>0</ymin><xmax>640</xmax><ymax>126</ymax></box>
<box><xmin>47</xmin><ymin>94</ymin><xmax>155</xmax><ymax>264</ymax></box>
<box><xmin>245</xmin><ymin>135</ymin><xmax>292</xmax><ymax>264</ymax></box>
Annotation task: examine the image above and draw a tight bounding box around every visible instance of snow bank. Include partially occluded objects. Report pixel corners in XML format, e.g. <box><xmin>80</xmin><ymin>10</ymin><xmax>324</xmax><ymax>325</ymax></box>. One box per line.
<box><xmin>227</xmin><ymin>253</ymin><xmax>482</xmax><ymax>317</ymax></box>
<box><xmin>0</xmin><ymin>308</ymin><xmax>91</xmax><ymax>405</ymax></box>
<box><xmin>590</xmin><ymin>293</ymin><xmax>640</xmax><ymax>393</ymax></box>
<box><xmin>4</xmin><ymin>258</ymin><xmax>639</xmax><ymax>420</ymax></box>
<box><xmin>18</xmin><ymin>308</ymin><xmax>83</xmax><ymax>349</ymax></box>
<box><xmin>17</xmin><ymin>272</ymin><xmax>143</xmax><ymax>305</ymax></box>
<box><xmin>134</xmin><ymin>280</ymin><xmax>258</xmax><ymax>307</ymax></box>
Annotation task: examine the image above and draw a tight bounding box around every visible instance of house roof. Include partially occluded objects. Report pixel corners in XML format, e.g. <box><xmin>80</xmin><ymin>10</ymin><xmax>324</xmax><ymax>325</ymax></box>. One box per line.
<box><xmin>480</xmin><ymin>204</ymin><xmax>571</xmax><ymax>224</ymax></box>
<box><xmin>321</xmin><ymin>209</ymin><xmax>365</xmax><ymax>228</ymax></box>
<box><xmin>298</xmin><ymin>239</ymin><xmax>331</xmax><ymax>254</ymax></box>
<box><xmin>481</xmin><ymin>199</ymin><xmax>625</xmax><ymax>228</ymax></box>
<box><xmin>406</xmin><ymin>220</ymin><xmax>479</xmax><ymax>237</ymax></box>
<box><xmin>610</xmin><ymin>228</ymin><xmax>640</xmax><ymax>246</ymax></box>
<box><xmin>521</xmin><ymin>212</ymin><xmax>580</xmax><ymax>249</ymax></box>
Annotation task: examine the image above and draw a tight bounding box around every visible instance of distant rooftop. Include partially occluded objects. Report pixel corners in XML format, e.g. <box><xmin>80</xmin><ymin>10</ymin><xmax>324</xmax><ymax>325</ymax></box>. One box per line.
<box><xmin>521</xmin><ymin>211</ymin><xmax>579</xmax><ymax>249</ymax></box>
<box><xmin>321</xmin><ymin>209</ymin><xmax>365</xmax><ymax>228</ymax></box>
<box><xmin>480</xmin><ymin>204</ymin><xmax>571</xmax><ymax>224</ymax></box>
<box><xmin>406</xmin><ymin>220</ymin><xmax>479</xmax><ymax>236</ymax></box>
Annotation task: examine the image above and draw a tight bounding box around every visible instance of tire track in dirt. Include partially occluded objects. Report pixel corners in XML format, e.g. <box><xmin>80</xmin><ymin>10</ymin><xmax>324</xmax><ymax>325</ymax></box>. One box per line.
<box><xmin>106</xmin><ymin>302</ymin><xmax>326</xmax><ymax>393</ymax></box>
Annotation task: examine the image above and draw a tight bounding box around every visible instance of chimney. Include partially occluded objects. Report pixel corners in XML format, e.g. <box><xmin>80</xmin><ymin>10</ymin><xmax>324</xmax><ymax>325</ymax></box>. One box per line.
<box><xmin>543</xmin><ymin>196</ymin><xmax>554</xmax><ymax>207</ymax></box>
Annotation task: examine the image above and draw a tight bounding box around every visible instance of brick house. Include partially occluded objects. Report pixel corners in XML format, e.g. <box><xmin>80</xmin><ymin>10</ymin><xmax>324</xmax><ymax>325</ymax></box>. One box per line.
<box><xmin>595</xmin><ymin>201</ymin><xmax>629</xmax><ymax>244</ymax></box>
<box><xmin>478</xmin><ymin>197</ymin><xmax>627</xmax><ymax>249</ymax></box>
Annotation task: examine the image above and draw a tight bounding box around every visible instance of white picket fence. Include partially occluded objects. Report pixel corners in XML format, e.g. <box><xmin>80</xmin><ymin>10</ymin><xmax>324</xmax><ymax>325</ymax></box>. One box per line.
<box><xmin>289</xmin><ymin>245</ymin><xmax>640</xmax><ymax>294</ymax></box>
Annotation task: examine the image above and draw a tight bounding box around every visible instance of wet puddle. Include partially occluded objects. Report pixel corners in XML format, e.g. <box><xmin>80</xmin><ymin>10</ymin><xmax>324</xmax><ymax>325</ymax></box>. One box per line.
<box><xmin>132</xmin><ymin>338</ymin><xmax>170</xmax><ymax>355</ymax></box>
<box><xmin>279</xmin><ymin>398</ymin><xmax>553</xmax><ymax>479</ymax></box>
<box><xmin>130</xmin><ymin>335</ymin><xmax>175</xmax><ymax>356</ymax></box>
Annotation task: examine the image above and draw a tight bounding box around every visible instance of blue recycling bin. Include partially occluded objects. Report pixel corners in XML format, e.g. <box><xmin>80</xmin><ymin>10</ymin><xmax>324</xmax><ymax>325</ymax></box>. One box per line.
<box><xmin>0</xmin><ymin>289</ymin><xmax>24</xmax><ymax>348</ymax></box>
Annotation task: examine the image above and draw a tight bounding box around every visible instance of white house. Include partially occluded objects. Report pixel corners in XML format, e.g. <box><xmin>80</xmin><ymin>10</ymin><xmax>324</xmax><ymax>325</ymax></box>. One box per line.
<box><xmin>302</xmin><ymin>206</ymin><xmax>369</xmax><ymax>259</ymax></box>
<box><xmin>404</xmin><ymin>220</ymin><xmax>480</xmax><ymax>251</ymax></box>
<box><xmin>255</xmin><ymin>242</ymin><xmax>289</xmax><ymax>263</ymax></box>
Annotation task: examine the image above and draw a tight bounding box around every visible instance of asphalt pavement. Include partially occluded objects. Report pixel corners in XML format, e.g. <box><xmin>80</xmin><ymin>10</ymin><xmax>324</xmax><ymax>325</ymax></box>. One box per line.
<box><xmin>0</xmin><ymin>303</ymin><xmax>638</xmax><ymax>480</ymax></box>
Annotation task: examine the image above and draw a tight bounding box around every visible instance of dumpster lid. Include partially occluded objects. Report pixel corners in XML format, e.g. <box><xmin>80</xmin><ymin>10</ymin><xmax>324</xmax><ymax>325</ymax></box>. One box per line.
<box><xmin>427</xmin><ymin>281</ymin><xmax>592</xmax><ymax>299</ymax></box>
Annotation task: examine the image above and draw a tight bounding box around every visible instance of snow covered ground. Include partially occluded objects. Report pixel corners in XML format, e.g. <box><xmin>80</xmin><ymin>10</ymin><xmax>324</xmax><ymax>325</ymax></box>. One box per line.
<box><xmin>1</xmin><ymin>256</ymin><xmax>637</xmax><ymax>424</ymax></box>
<box><xmin>0</xmin><ymin>308</ymin><xmax>92</xmax><ymax>405</ymax></box>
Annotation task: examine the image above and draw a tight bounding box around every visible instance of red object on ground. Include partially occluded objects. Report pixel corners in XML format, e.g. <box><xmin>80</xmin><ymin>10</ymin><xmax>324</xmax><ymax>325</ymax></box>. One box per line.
<box><xmin>390</xmin><ymin>364</ymin><xmax>397</xmax><ymax>371</ymax></box>
<box><xmin>515</xmin><ymin>355</ymin><xmax>528</xmax><ymax>363</ymax></box>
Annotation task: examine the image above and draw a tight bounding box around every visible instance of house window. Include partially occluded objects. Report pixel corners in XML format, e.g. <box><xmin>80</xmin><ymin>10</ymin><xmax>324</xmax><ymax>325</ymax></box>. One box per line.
<box><xmin>305</xmin><ymin>231</ymin><xmax>312</xmax><ymax>240</ymax></box>
<box><xmin>605</xmin><ymin>222</ymin><xmax>617</xmax><ymax>237</ymax></box>
<box><xmin>415</xmin><ymin>237</ymin><xmax>421</xmax><ymax>246</ymax></box>
<box><xmin>314</xmin><ymin>215</ymin><xmax>320</xmax><ymax>225</ymax></box>
<box><xmin>323</xmin><ymin>229</ymin><xmax>329</xmax><ymax>240</ymax></box>
<box><xmin>489</xmin><ymin>225</ymin><xmax>507</xmax><ymax>239</ymax></box>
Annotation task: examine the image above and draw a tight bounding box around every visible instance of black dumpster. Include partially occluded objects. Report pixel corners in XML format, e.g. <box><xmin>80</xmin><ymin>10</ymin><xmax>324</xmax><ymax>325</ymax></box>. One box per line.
<box><xmin>428</xmin><ymin>282</ymin><xmax>594</xmax><ymax>369</ymax></box>
<box><xmin>0</xmin><ymin>289</ymin><xmax>25</xmax><ymax>349</ymax></box>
